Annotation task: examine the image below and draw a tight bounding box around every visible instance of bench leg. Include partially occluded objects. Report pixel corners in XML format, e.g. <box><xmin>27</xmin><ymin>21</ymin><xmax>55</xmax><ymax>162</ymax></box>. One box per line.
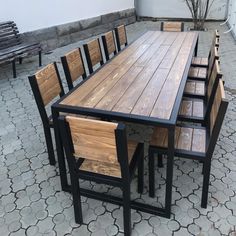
<box><xmin>19</xmin><ymin>58</ymin><xmax>23</xmax><ymax>64</ymax></box>
<box><xmin>39</xmin><ymin>51</ymin><xmax>42</xmax><ymax>67</ymax></box>
<box><xmin>12</xmin><ymin>60</ymin><xmax>16</xmax><ymax>78</ymax></box>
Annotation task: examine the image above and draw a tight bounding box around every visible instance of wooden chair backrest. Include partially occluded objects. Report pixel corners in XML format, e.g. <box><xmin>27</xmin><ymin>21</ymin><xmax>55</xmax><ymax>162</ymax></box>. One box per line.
<box><xmin>161</xmin><ymin>22</ymin><xmax>184</xmax><ymax>32</ymax></box>
<box><xmin>102</xmin><ymin>31</ymin><xmax>117</xmax><ymax>60</ymax></box>
<box><xmin>0</xmin><ymin>21</ymin><xmax>21</xmax><ymax>50</ymax></box>
<box><xmin>33</xmin><ymin>63</ymin><xmax>63</xmax><ymax>106</ymax></box>
<box><xmin>115</xmin><ymin>25</ymin><xmax>127</xmax><ymax>51</ymax></box>
<box><xmin>207</xmin><ymin>60</ymin><xmax>222</xmax><ymax>101</ymax></box>
<box><xmin>65</xmin><ymin>116</ymin><xmax>119</xmax><ymax>164</ymax></box>
<box><xmin>61</xmin><ymin>48</ymin><xmax>86</xmax><ymax>90</ymax></box>
<box><xmin>83</xmin><ymin>38</ymin><xmax>103</xmax><ymax>73</ymax></box>
<box><xmin>207</xmin><ymin>46</ymin><xmax>219</xmax><ymax>79</ymax></box>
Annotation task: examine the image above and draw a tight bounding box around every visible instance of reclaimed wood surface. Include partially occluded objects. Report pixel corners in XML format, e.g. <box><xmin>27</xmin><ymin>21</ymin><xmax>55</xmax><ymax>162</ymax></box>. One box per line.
<box><xmin>61</xmin><ymin>31</ymin><xmax>198</xmax><ymax>121</ymax></box>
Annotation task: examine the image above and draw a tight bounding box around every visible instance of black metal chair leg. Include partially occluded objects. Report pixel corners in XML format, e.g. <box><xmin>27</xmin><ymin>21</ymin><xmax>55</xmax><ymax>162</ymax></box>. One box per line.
<box><xmin>43</xmin><ymin>126</ymin><xmax>56</xmax><ymax>165</ymax></box>
<box><xmin>137</xmin><ymin>144</ymin><xmax>144</xmax><ymax>194</ymax></box>
<box><xmin>39</xmin><ymin>51</ymin><xmax>42</xmax><ymax>67</ymax></box>
<box><xmin>12</xmin><ymin>60</ymin><xmax>16</xmax><ymax>78</ymax></box>
<box><xmin>158</xmin><ymin>154</ymin><xmax>164</xmax><ymax>168</ymax></box>
<box><xmin>71</xmin><ymin>174</ymin><xmax>83</xmax><ymax>224</ymax></box>
<box><xmin>123</xmin><ymin>182</ymin><xmax>131</xmax><ymax>236</ymax></box>
<box><xmin>148</xmin><ymin>148</ymin><xmax>155</xmax><ymax>198</ymax></box>
<box><xmin>201</xmin><ymin>159</ymin><xmax>211</xmax><ymax>208</ymax></box>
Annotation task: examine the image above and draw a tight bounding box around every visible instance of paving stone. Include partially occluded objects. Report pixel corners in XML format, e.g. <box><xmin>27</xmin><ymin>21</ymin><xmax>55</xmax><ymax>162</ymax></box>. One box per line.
<box><xmin>0</xmin><ymin>21</ymin><xmax>236</xmax><ymax>236</ymax></box>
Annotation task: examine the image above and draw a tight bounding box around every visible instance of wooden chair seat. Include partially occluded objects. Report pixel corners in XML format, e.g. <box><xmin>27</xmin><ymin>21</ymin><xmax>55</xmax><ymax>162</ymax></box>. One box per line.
<box><xmin>150</xmin><ymin>126</ymin><xmax>206</xmax><ymax>153</ymax></box>
<box><xmin>188</xmin><ymin>67</ymin><xmax>207</xmax><ymax>80</ymax></box>
<box><xmin>79</xmin><ymin>140</ymin><xmax>138</xmax><ymax>178</ymax></box>
<box><xmin>179</xmin><ymin>98</ymin><xmax>204</xmax><ymax>119</ymax></box>
<box><xmin>191</xmin><ymin>57</ymin><xmax>208</xmax><ymax>67</ymax></box>
<box><xmin>184</xmin><ymin>80</ymin><xmax>205</xmax><ymax>97</ymax></box>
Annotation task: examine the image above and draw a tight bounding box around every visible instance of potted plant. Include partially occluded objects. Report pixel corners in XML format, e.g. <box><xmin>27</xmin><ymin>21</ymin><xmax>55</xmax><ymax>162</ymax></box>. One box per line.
<box><xmin>183</xmin><ymin>0</ymin><xmax>215</xmax><ymax>30</ymax></box>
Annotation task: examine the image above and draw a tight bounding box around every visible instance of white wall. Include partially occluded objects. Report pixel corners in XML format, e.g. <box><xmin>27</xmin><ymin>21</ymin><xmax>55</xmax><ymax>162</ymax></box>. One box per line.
<box><xmin>228</xmin><ymin>0</ymin><xmax>236</xmax><ymax>37</ymax></box>
<box><xmin>136</xmin><ymin>0</ymin><xmax>228</xmax><ymax>20</ymax></box>
<box><xmin>0</xmin><ymin>0</ymin><xmax>134</xmax><ymax>33</ymax></box>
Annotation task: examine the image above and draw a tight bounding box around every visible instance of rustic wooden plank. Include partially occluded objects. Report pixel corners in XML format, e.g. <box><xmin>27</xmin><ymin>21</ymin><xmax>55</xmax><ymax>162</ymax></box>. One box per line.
<box><xmin>114</xmin><ymin>45</ymin><xmax>170</xmax><ymax>113</ymax></box>
<box><xmin>150</xmin><ymin>32</ymin><xmax>196</xmax><ymax>119</ymax></box>
<box><xmin>131</xmin><ymin>68</ymin><xmax>169</xmax><ymax>116</ymax></box>
<box><xmin>191</xmin><ymin>128</ymin><xmax>206</xmax><ymax>153</ymax></box>
<box><xmin>61</xmin><ymin>64</ymin><xmax>118</xmax><ymax>106</ymax></box>
<box><xmin>177</xmin><ymin>127</ymin><xmax>193</xmax><ymax>151</ymax></box>
<box><xmin>95</xmin><ymin>66</ymin><xmax>143</xmax><ymax>110</ymax></box>
<box><xmin>179</xmin><ymin>100</ymin><xmax>193</xmax><ymax>116</ymax></box>
<box><xmin>192</xmin><ymin>100</ymin><xmax>204</xmax><ymax>117</ymax></box>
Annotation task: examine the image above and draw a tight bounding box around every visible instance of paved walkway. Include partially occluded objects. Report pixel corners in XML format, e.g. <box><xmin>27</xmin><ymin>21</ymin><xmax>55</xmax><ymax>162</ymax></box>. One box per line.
<box><xmin>0</xmin><ymin>21</ymin><xmax>236</xmax><ymax>236</ymax></box>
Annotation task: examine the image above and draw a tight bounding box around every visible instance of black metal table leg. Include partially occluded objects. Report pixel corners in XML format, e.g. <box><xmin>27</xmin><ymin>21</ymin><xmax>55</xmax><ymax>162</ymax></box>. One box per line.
<box><xmin>165</xmin><ymin>126</ymin><xmax>175</xmax><ymax>218</ymax></box>
<box><xmin>52</xmin><ymin>108</ymin><xmax>70</xmax><ymax>192</ymax></box>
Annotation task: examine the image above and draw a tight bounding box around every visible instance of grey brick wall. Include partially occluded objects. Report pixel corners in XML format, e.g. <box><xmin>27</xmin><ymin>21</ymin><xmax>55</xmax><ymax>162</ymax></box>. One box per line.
<box><xmin>21</xmin><ymin>8</ymin><xmax>136</xmax><ymax>52</ymax></box>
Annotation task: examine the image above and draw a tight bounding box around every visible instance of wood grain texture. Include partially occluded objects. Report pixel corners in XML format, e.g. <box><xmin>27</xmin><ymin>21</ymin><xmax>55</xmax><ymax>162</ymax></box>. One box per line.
<box><xmin>150</xmin><ymin>126</ymin><xmax>206</xmax><ymax>153</ymax></box>
<box><xmin>103</xmin><ymin>31</ymin><xmax>116</xmax><ymax>56</ymax></box>
<box><xmin>162</xmin><ymin>22</ymin><xmax>184</xmax><ymax>32</ymax></box>
<box><xmin>60</xmin><ymin>31</ymin><xmax>198</xmax><ymax>121</ymax></box>
<box><xmin>210</xmin><ymin>79</ymin><xmax>225</xmax><ymax>134</ymax></box>
<box><xmin>35</xmin><ymin>63</ymin><xmax>62</xmax><ymax>106</ymax></box>
<box><xmin>179</xmin><ymin>98</ymin><xmax>204</xmax><ymax>118</ymax></box>
<box><xmin>116</xmin><ymin>25</ymin><xmax>127</xmax><ymax>46</ymax></box>
<box><xmin>64</xmin><ymin>48</ymin><xmax>85</xmax><ymax>83</ymax></box>
<box><xmin>86</xmin><ymin>39</ymin><xmax>102</xmax><ymax>67</ymax></box>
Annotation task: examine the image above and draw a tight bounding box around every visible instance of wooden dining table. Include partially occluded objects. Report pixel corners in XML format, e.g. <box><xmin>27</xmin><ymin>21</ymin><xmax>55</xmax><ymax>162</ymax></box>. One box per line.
<box><xmin>52</xmin><ymin>30</ymin><xmax>199</xmax><ymax>218</ymax></box>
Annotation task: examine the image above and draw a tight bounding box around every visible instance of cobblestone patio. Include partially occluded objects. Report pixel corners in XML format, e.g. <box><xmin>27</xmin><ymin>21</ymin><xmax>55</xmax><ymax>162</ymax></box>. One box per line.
<box><xmin>0</xmin><ymin>21</ymin><xmax>236</xmax><ymax>236</ymax></box>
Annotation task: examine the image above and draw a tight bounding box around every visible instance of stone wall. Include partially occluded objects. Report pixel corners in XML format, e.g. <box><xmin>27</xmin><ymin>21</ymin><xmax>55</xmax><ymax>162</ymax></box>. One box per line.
<box><xmin>22</xmin><ymin>8</ymin><xmax>136</xmax><ymax>52</ymax></box>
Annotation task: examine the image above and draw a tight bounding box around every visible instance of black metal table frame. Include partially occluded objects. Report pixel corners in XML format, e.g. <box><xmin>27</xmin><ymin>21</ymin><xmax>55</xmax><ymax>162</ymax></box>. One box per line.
<box><xmin>52</xmin><ymin>32</ymin><xmax>199</xmax><ymax>218</ymax></box>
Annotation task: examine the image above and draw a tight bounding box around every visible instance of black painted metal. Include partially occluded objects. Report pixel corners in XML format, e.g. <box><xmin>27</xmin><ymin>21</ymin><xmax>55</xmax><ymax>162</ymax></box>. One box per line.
<box><xmin>28</xmin><ymin>62</ymin><xmax>65</xmax><ymax>166</ymax></box>
<box><xmin>114</xmin><ymin>25</ymin><xmax>128</xmax><ymax>52</ymax></box>
<box><xmin>58</xmin><ymin>116</ymin><xmax>144</xmax><ymax>235</ymax></box>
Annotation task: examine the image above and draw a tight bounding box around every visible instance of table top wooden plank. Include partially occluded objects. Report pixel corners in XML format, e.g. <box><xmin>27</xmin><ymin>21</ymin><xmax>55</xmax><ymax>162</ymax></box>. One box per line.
<box><xmin>150</xmin><ymin>32</ymin><xmax>196</xmax><ymax>119</ymax></box>
<box><xmin>59</xmin><ymin>31</ymin><xmax>198</xmax><ymax>124</ymax></box>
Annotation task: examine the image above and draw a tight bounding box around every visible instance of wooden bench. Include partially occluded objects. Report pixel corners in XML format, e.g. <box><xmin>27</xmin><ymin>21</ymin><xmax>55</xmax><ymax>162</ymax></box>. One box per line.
<box><xmin>0</xmin><ymin>21</ymin><xmax>41</xmax><ymax>78</ymax></box>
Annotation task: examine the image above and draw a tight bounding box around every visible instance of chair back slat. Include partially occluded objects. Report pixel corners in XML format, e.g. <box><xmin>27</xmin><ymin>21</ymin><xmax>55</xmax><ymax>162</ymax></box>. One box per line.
<box><xmin>207</xmin><ymin>46</ymin><xmax>219</xmax><ymax>79</ymax></box>
<box><xmin>0</xmin><ymin>21</ymin><xmax>21</xmax><ymax>49</ymax></box>
<box><xmin>84</xmin><ymin>39</ymin><xmax>103</xmax><ymax>73</ymax></box>
<box><xmin>61</xmin><ymin>48</ymin><xmax>86</xmax><ymax>90</ymax></box>
<box><xmin>102</xmin><ymin>31</ymin><xmax>116</xmax><ymax>60</ymax></box>
<box><xmin>207</xmin><ymin>59</ymin><xmax>222</xmax><ymax>98</ymax></box>
<box><xmin>115</xmin><ymin>25</ymin><xmax>127</xmax><ymax>51</ymax></box>
<box><xmin>161</xmin><ymin>22</ymin><xmax>184</xmax><ymax>32</ymax></box>
<box><xmin>209</xmin><ymin>80</ymin><xmax>227</xmax><ymax>135</ymax></box>
<box><xmin>66</xmin><ymin>116</ymin><xmax>119</xmax><ymax>164</ymax></box>
<box><xmin>34</xmin><ymin>63</ymin><xmax>63</xmax><ymax>106</ymax></box>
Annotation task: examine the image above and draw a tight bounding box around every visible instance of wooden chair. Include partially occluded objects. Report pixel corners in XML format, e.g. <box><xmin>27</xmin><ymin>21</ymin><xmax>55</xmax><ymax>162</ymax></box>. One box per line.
<box><xmin>58</xmin><ymin>116</ymin><xmax>144</xmax><ymax>236</ymax></box>
<box><xmin>192</xmin><ymin>30</ymin><xmax>220</xmax><ymax>68</ymax></box>
<box><xmin>179</xmin><ymin>59</ymin><xmax>222</xmax><ymax>125</ymax></box>
<box><xmin>160</xmin><ymin>22</ymin><xmax>184</xmax><ymax>32</ymax></box>
<box><xmin>83</xmin><ymin>38</ymin><xmax>104</xmax><ymax>74</ymax></box>
<box><xmin>149</xmin><ymin>79</ymin><xmax>228</xmax><ymax>208</ymax></box>
<box><xmin>102</xmin><ymin>31</ymin><xmax>117</xmax><ymax>61</ymax></box>
<box><xmin>114</xmin><ymin>25</ymin><xmax>128</xmax><ymax>51</ymax></box>
<box><xmin>61</xmin><ymin>48</ymin><xmax>87</xmax><ymax>90</ymax></box>
<box><xmin>0</xmin><ymin>21</ymin><xmax>41</xmax><ymax>78</ymax></box>
<box><xmin>184</xmin><ymin>46</ymin><xmax>219</xmax><ymax>99</ymax></box>
<box><xmin>28</xmin><ymin>63</ymin><xmax>65</xmax><ymax>165</ymax></box>
<box><xmin>188</xmin><ymin>45</ymin><xmax>219</xmax><ymax>81</ymax></box>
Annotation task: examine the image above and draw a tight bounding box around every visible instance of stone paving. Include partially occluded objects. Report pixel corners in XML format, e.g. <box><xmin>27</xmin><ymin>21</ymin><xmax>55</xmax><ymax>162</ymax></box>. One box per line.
<box><xmin>0</xmin><ymin>21</ymin><xmax>236</xmax><ymax>236</ymax></box>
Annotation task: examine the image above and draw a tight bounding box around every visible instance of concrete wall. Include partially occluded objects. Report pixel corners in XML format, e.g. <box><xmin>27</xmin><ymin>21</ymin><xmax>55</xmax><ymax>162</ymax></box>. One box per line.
<box><xmin>228</xmin><ymin>0</ymin><xmax>236</xmax><ymax>38</ymax></box>
<box><xmin>135</xmin><ymin>0</ymin><xmax>228</xmax><ymax>20</ymax></box>
<box><xmin>0</xmin><ymin>0</ymin><xmax>134</xmax><ymax>33</ymax></box>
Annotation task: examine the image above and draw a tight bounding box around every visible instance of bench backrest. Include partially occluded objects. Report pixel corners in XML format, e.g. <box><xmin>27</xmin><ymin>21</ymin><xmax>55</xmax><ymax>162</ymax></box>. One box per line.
<box><xmin>0</xmin><ymin>21</ymin><xmax>21</xmax><ymax>50</ymax></box>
